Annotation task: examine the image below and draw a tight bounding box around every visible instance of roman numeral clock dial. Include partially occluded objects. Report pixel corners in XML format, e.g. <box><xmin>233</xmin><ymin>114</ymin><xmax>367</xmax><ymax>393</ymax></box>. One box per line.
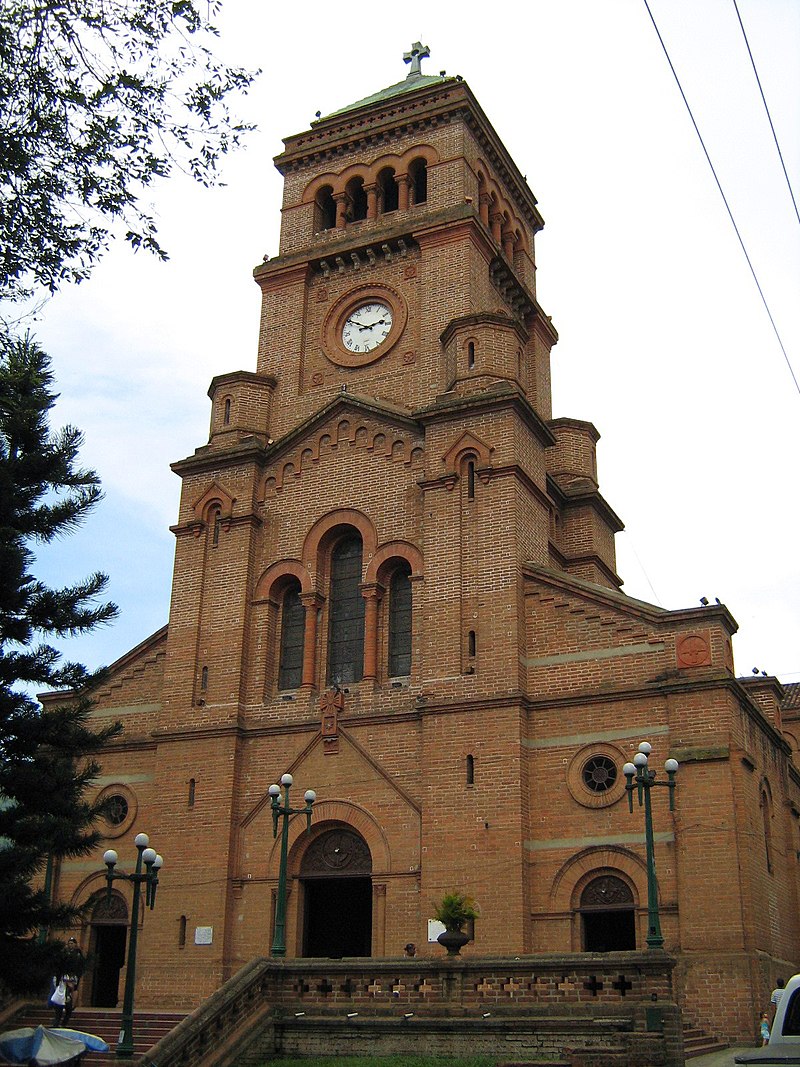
<box><xmin>341</xmin><ymin>302</ymin><xmax>393</xmax><ymax>353</ymax></box>
<box><xmin>322</xmin><ymin>286</ymin><xmax>407</xmax><ymax>368</ymax></box>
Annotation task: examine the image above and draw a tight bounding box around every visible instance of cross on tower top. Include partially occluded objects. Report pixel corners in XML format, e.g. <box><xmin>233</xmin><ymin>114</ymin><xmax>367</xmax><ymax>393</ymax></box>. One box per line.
<box><xmin>403</xmin><ymin>42</ymin><xmax>430</xmax><ymax>78</ymax></box>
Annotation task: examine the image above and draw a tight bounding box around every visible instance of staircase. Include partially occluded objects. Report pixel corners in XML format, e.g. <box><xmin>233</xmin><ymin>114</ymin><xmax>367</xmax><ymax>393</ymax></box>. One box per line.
<box><xmin>12</xmin><ymin>1005</ymin><xmax>187</xmax><ymax>1064</ymax></box>
<box><xmin>684</xmin><ymin>1022</ymin><xmax>730</xmax><ymax>1059</ymax></box>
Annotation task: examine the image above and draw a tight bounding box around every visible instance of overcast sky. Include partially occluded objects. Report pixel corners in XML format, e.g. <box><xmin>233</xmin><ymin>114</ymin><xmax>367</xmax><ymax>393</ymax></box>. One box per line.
<box><xmin>27</xmin><ymin>0</ymin><xmax>800</xmax><ymax>685</ymax></box>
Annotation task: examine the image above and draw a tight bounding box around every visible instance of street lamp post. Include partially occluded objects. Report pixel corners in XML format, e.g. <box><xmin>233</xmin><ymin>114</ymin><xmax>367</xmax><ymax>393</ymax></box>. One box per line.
<box><xmin>623</xmin><ymin>742</ymin><xmax>678</xmax><ymax>950</ymax></box>
<box><xmin>268</xmin><ymin>773</ymin><xmax>316</xmax><ymax>957</ymax></box>
<box><xmin>103</xmin><ymin>833</ymin><xmax>163</xmax><ymax>1057</ymax></box>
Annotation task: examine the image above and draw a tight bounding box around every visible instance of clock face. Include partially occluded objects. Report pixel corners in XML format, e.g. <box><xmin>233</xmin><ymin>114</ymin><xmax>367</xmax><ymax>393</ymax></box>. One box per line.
<box><xmin>341</xmin><ymin>302</ymin><xmax>393</xmax><ymax>354</ymax></box>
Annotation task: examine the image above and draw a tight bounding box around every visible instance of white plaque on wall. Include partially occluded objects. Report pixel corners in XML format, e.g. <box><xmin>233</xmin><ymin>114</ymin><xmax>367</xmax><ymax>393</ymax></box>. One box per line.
<box><xmin>194</xmin><ymin>926</ymin><xmax>213</xmax><ymax>945</ymax></box>
<box><xmin>427</xmin><ymin>919</ymin><xmax>446</xmax><ymax>942</ymax></box>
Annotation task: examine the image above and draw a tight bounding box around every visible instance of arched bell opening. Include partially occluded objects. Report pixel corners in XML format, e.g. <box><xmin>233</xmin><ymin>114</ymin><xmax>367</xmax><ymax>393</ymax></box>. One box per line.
<box><xmin>300</xmin><ymin>825</ymin><xmax>372</xmax><ymax>958</ymax></box>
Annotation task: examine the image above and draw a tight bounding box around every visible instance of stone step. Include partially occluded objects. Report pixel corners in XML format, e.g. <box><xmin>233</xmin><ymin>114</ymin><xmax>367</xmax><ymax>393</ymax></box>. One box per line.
<box><xmin>684</xmin><ymin>1023</ymin><xmax>730</xmax><ymax>1059</ymax></box>
<box><xmin>14</xmin><ymin>1005</ymin><xmax>186</xmax><ymax>1062</ymax></box>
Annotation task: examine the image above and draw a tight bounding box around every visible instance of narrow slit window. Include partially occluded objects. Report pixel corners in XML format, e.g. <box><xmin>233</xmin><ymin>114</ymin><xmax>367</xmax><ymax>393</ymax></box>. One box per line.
<box><xmin>467</xmin><ymin>461</ymin><xmax>476</xmax><ymax>500</ymax></box>
<box><xmin>212</xmin><ymin>510</ymin><xmax>222</xmax><ymax>547</ymax></box>
<box><xmin>188</xmin><ymin>778</ymin><xmax>196</xmax><ymax>808</ymax></box>
<box><xmin>179</xmin><ymin>915</ymin><xmax>187</xmax><ymax>948</ymax></box>
<box><xmin>223</xmin><ymin>397</ymin><xmax>231</xmax><ymax>425</ymax></box>
<box><xmin>200</xmin><ymin>666</ymin><xmax>208</xmax><ymax>691</ymax></box>
<box><xmin>468</xmin><ymin>341</ymin><xmax>475</xmax><ymax>370</ymax></box>
<box><xmin>468</xmin><ymin>630</ymin><xmax>477</xmax><ymax>658</ymax></box>
<box><xmin>466</xmin><ymin>754</ymin><xmax>475</xmax><ymax>785</ymax></box>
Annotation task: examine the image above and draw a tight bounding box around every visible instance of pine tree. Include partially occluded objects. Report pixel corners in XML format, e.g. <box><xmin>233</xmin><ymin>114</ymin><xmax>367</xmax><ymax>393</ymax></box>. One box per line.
<box><xmin>0</xmin><ymin>333</ymin><xmax>120</xmax><ymax>994</ymax></box>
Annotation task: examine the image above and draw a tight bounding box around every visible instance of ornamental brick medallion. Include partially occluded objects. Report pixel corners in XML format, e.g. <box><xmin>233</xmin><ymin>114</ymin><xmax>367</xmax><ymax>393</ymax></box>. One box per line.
<box><xmin>320</xmin><ymin>688</ymin><xmax>343</xmax><ymax>755</ymax></box>
<box><xmin>301</xmin><ymin>828</ymin><xmax>372</xmax><ymax>876</ymax></box>
<box><xmin>676</xmin><ymin>632</ymin><xmax>712</xmax><ymax>668</ymax></box>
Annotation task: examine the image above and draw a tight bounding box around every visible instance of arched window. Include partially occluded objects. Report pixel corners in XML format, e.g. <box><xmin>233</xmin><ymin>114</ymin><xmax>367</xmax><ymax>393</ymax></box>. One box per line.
<box><xmin>211</xmin><ymin>509</ymin><xmax>222</xmax><ymax>547</ymax></box>
<box><xmin>408</xmin><ymin>158</ymin><xmax>428</xmax><ymax>204</ymax></box>
<box><xmin>467</xmin><ymin>341</ymin><xmax>476</xmax><ymax>370</ymax></box>
<box><xmin>315</xmin><ymin>185</ymin><xmax>336</xmax><ymax>231</ymax></box>
<box><xmin>388</xmin><ymin>563</ymin><xmax>412</xmax><ymax>676</ymax></box>
<box><xmin>580</xmin><ymin>874</ymin><xmax>636</xmax><ymax>951</ymax></box>
<box><xmin>327</xmin><ymin>537</ymin><xmax>365</xmax><ymax>684</ymax></box>
<box><xmin>278</xmin><ymin>582</ymin><xmax>304</xmax><ymax>690</ymax></box>
<box><xmin>378</xmin><ymin>167</ymin><xmax>399</xmax><ymax>213</ymax></box>
<box><xmin>346</xmin><ymin>177</ymin><xmax>367</xmax><ymax>222</ymax></box>
<box><xmin>761</xmin><ymin>787</ymin><xmax>773</xmax><ymax>873</ymax></box>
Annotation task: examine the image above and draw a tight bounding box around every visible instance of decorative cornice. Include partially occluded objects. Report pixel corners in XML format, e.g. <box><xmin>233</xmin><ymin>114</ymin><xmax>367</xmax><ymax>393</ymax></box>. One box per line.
<box><xmin>440</xmin><ymin>311</ymin><xmax>529</xmax><ymax>349</ymax></box>
<box><xmin>546</xmin><ymin>472</ymin><xmax>625</xmax><ymax>534</ymax></box>
<box><xmin>415</xmin><ymin>384</ymin><xmax>555</xmax><ymax>448</ymax></box>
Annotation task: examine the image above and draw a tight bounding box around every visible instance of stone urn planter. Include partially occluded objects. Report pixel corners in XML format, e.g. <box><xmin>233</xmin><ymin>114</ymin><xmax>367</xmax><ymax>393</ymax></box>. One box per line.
<box><xmin>436</xmin><ymin>928</ymin><xmax>470</xmax><ymax>956</ymax></box>
<box><xmin>432</xmin><ymin>891</ymin><xmax>478</xmax><ymax>957</ymax></box>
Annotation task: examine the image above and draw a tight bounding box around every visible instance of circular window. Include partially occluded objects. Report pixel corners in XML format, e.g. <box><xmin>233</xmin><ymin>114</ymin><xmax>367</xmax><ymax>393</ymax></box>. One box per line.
<box><xmin>96</xmin><ymin>784</ymin><xmax>137</xmax><ymax>838</ymax></box>
<box><xmin>582</xmin><ymin>756</ymin><xmax>617</xmax><ymax>793</ymax></box>
<box><xmin>105</xmin><ymin>794</ymin><xmax>129</xmax><ymax>826</ymax></box>
<box><xmin>567</xmin><ymin>743</ymin><xmax>627</xmax><ymax>809</ymax></box>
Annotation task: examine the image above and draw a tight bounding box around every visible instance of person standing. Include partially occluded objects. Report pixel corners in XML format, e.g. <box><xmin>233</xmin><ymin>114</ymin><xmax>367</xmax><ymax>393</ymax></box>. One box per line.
<box><xmin>50</xmin><ymin>974</ymin><xmax>76</xmax><ymax>1026</ymax></box>
<box><xmin>761</xmin><ymin>1012</ymin><xmax>771</xmax><ymax>1045</ymax></box>
<box><xmin>770</xmin><ymin>977</ymin><xmax>786</xmax><ymax>1025</ymax></box>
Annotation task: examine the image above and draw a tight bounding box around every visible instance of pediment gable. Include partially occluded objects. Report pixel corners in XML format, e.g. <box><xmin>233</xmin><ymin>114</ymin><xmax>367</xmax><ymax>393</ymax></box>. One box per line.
<box><xmin>262</xmin><ymin>393</ymin><xmax>424</xmax><ymax>497</ymax></box>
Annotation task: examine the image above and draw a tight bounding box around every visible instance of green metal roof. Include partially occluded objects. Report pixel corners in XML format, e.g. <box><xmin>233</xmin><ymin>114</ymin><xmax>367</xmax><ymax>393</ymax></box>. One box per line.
<box><xmin>324</xmin><ymin>71</ymin><xmax>452</xmax><ymax>120</ymax></box>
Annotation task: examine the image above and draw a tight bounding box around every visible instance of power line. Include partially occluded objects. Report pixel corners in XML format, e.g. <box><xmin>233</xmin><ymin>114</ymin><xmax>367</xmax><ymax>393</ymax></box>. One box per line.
<box><xmin>642</xmin><ymin>0</ymin><xmax>800</xmax><ymax>397</ymax></box>
<box><xmin>732</xmin><ymin>0</ymin><xmax>800</xmax><ymax>228</ymax></box>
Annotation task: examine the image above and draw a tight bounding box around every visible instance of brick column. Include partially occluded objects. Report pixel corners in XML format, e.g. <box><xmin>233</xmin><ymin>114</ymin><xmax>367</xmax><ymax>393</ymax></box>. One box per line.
<box><xmin>397</xmin><ymin>174</ymin><xmax>410</xmax><ymax>211</ymax></box>
<box><xmin>365</xmin><ymin>183</ymin><xmax>378</xmax><ymax>219</ymax></box>
<box><xmin>299</xmin><ymin>593</ymin><xmax>323</xmax><ymax>689</ymax></box>
<box><xmin>372</xmin><ymin>883</ymin><xmax>387</xmax><ymax>956</ymax></box>
<box><xmin>334</xmin><ymin>193</ymin><xmax>348</xmax><ymax>229</ymax></box>
<box><xmin>490</xmin><ymin>210</ymin><xmax>503</xmax><ymax>244</ymax></box>
<box><xmin>479</xmin><ymin>192</ymin><xmax>491</xmax><ymax>227</ymax></box>
<box><xmin>360</xmin><ymin>583</ymin><xmax>384</xmax><ymax>682</ymax></box>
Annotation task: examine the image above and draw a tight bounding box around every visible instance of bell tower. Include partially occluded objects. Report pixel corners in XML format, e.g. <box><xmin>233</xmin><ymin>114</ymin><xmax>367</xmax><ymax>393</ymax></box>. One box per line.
<box><xmin>153</xmin><ymin>45</ymin><xmax>624</xmax><ymax>968</ymax></box>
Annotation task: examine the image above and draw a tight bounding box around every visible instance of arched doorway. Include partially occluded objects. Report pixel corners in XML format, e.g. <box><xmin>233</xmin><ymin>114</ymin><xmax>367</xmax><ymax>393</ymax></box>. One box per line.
<box><xmin>580</xmin><ymin>874</ymin><xmax>636</xmax><ymax>951</ymax></box>
<box><xmin>301</xmin><ymin>827</ymin><xmax>372</xmax><ymax>957</ymax></box>
<box><xmin>87</xmin><ymin>891</ymin><xmax>128</xmax><ymax>1007</ymax></box>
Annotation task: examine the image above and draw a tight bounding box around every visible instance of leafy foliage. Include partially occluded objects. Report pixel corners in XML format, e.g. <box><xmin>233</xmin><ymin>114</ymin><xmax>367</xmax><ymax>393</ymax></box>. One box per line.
<box><xmin>0</xmin><ymin>333</ymin><xmax>121</xmax><ymax>993</ymax></box>
<box><xmin>432</xmin><ymin>891</ymin><xmax>479</xmax><ymax>931</ymax></box>
<box><xmin>0</xmin><ymin>0</ymin><xmax>258</xmax><ymax>302</ymax></box>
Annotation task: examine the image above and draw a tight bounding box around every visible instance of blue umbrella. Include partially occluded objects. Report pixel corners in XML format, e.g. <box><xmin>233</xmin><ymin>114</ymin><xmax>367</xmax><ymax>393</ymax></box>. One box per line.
<box><xmin>49</xmin><ymin>1032</ymin><xmax>107</xmax><ymax>1054</ymax></box>
<box><xmin>0</xmin><ymin>1024</ymin><xmax>108</xmax><ymax>1065</ymax></box>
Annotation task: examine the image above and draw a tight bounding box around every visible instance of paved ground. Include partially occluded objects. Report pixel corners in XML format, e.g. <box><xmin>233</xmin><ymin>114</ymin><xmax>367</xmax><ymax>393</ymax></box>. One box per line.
<box><xmin>691</xmin><ymin>1049</ymin><xmax>758</xmax><ymax>1066</ymax></box>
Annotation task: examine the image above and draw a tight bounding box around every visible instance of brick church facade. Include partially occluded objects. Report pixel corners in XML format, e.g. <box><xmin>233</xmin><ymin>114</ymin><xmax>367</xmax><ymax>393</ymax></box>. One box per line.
<box><xmin>49</xmin><ymin>48</ymin><xmax>800</xmax><ymax>1042</ymax></box>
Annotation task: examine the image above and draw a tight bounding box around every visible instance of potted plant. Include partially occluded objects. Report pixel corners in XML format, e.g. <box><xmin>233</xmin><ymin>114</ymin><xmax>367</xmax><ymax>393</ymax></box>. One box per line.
<box><xmin>433</xmin><ymin>891</ymin><xmax>478</xmax><ymax>955</ymax></box>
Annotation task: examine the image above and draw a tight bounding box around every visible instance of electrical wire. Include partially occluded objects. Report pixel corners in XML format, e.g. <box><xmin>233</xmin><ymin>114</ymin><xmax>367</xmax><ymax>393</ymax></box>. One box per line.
<box><xmin>732</xmin><ymin>0</ymin><xmax>800</xmax><ymax>228</ymax></box>
<box><xmin>642</xmin><ymin>0</ymin><xmax>800</xmax><ymax>397</ymax></box>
